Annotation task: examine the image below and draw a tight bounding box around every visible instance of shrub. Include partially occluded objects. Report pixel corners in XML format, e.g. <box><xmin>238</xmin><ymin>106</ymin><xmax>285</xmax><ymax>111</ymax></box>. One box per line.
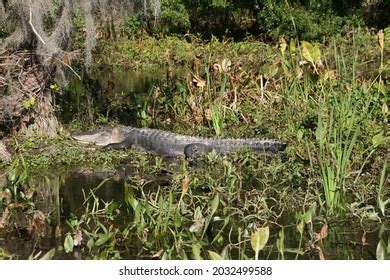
<box><xmin>161</xmin><ymin>0</ymin><xmax>190</xmax><ymax>34</ymax></box>
<box><xmin>258</xmin><ymin>0</ymin><xmax>358</xmax><ymax>41</ymax></box>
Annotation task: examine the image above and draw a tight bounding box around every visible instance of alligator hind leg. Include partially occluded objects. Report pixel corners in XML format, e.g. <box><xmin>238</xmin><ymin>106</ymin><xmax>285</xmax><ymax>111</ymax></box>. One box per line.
<box><xmin>101</xmin><ymin>139</ymin><xmax>131</xmax><ymax>151</ymax></box>
<box><xmin>184</xmin><ymin>143</ymin><xmax>213</xmax><ymax>160</ymax></box>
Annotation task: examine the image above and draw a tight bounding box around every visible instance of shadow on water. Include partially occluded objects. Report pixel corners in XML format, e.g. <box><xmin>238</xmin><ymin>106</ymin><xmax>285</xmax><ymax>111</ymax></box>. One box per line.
<box><xmin>60</xmin><ymin>169</ymin><xmax>126</xmax><ymax>217</ymax></box>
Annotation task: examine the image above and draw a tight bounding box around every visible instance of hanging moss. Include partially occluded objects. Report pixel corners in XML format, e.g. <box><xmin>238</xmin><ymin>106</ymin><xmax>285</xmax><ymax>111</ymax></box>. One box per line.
<box><xmin>0</xmin><ymin>0</ymin><xmax>161</xmax><ymax>136</ymax></box>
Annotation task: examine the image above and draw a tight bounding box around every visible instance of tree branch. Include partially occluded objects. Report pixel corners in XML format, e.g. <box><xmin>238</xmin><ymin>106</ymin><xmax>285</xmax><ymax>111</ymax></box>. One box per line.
<box><xmin>28</xmin><ymin>0</ymin><xmax>46</xmax><ymax>45</ymax></box>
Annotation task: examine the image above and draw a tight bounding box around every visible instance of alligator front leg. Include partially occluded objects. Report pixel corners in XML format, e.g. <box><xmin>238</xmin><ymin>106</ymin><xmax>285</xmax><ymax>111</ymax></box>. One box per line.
<box><xmin>101</xmin><ymin>139</ymin><xmax>132</xmax><ymax>151</ymax></box>
<box><xmin>184</xmin><ymin>143</ymin><xmax>213</xmax><ymax>160</ymax></box>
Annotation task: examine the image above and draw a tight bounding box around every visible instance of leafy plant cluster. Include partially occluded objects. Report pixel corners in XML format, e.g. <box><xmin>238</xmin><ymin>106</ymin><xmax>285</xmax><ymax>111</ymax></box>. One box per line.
<box><xmin>145</xmin><ymin>0</ymin><xmax>389</xmax><ymax>41</ymax></box>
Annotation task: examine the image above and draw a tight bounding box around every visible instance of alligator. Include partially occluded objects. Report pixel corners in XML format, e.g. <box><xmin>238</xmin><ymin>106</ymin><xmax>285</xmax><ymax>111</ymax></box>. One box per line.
<box><xmin>72</xmin><ymin>126</ymin><xmax>287</xmax><ymax>159</ymax></box>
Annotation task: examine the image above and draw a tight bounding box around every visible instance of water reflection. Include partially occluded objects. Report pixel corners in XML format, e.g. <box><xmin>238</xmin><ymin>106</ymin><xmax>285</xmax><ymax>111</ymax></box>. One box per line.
<box><xmin>0</xmin><ymin>169</ymin><xmax>389</xmax><ymax>259</ymax></box>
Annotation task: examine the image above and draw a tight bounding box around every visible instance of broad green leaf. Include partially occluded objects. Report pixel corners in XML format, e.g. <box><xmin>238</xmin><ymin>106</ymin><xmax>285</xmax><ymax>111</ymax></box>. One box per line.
<box><xmin>174</xmin><ymin>211</ymin><xmax>182</xmax><ymax>227</ymax></box>
<box><xmin>194</xmin><ymin>206</ymin><xmax>202</xmax><ymax>220</ymax></box>
<box><xmin>301</xmin><ymin>41</ymin><xmax>321</xmax><ymax>65</ymax></box>
<box><xmin>208</xmin><ymin>250</ymin><xmax>224</xmax><ymax>260</ymax></box>
<box><xmin>95</xmin><ymin>232</ymin><xmax>113</xmax><ymax>246</ymax></box>
<box><xmin>40</xmin><ymin>248</ymin><xmax>56</xmax><ymax>260</ymax></box>
<box><xmin>251</xmin><ymin>227</ymin><xmax>269</xmax><ymax>258</ymax></box>
<box><xmin>87</xmin><ymin>238</ymin><xmax>95</xmax><ymax>250</ymax></box>
<box><xmin>64</xmin><ymin>234</ymin><xmax>74</xmax><ymax>253</ymax></box>
<box><xmin>125</xmin><ymin>187</ymin><xmax>138</xmax><ymax>210</ymax></box>
<box><xmin>210</xmin><ymin>193</ymin><xmax>219</xmax><ymax>216</ymax></box>
<box><xmin>192</xmin><ymin>243</ymin><xmax>203</xmax><ymax>260</ymax></box>
<box><xmin>384</xmin><ymin>27</ymin><xmax>390</xmax><ymax>44</ymax></box>
<box><xmin>262</xmin><ymin>64</ymin><xmax>279</xmax><ymax>79</ymax></box>
<box><xmin>302</xmin><ymin>208</ymin><xmax>313</xmax><ymax>224</ymax></box>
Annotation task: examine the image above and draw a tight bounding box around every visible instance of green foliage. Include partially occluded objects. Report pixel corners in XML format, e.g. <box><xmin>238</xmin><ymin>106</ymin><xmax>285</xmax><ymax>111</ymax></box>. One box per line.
<box><xmin>0</xmin><ymin>25</ymin><xmax>9</xmax><ymax>38</ymax></box>
<box><xmin>155</xmin><ymin>0</ymin><xmax>367</xmax><ymax>40</ymax></box>
<box><xmin>121</xmin><ymin>14</ymin><xmax>142</xmax><ymax>38</ymax></box>
<box><xmin>161</xmin><ymin>0</ymin><xmax>190</xmax><ymax>34</ymax></box>
<box><xmin>258</xmin><ymin>0</ymin><xmax>350</xmax><ymax>41</ymax></box>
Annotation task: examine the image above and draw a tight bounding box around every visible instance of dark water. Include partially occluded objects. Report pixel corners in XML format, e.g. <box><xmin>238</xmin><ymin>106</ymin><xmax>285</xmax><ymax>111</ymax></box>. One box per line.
<box><xmin>60</xmin><ymin>67</ymin><xmax>167</xmax><ymax>126</ymax></box>
<box><xmin>0</xmin><ymin>169</ymin><xmax>123</xmax><ymax>259</ymax></box>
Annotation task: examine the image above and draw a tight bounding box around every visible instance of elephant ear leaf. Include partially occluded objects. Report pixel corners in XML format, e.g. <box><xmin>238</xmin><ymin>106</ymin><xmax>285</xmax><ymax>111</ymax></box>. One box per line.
<box><xmin>301</xmin><ymin>41</ymin><xmax>321</xmax><ymax>66</ymax></box>
<box><xmin>251</xmin><ymin>227</ymin><xmax>269</xmax><ymax>260</ymax></box>
<box><xmin>64</xmin><ymin>233</ymin><xmax>74</xmax><ymax>253</ymax></box>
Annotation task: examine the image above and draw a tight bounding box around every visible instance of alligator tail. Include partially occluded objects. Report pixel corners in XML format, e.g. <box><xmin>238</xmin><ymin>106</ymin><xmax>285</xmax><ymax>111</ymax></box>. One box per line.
<box><xmin>249</xmin><ymin>140</ymin><xmax>287</xmax><ymax>153</ymax></box>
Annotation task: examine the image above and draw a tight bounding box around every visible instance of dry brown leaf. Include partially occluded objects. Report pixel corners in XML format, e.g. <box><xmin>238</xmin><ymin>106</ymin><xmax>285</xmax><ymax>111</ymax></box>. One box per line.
<box><xmin>190</xmin><ymin>102</ymin><xmax>203</xmax><ymax>123</ymax></box>
<box><xmin>315</xmin><ymin>223</ymin><xmax>328</xmax><ymax>242</ymax></box>
<box><xmin>152</xmin><ymin>249</ymin><xmax>164</xmax><ymax>259</ymax></box>
<box><xmin>181</xmin><ymin>176</ymin><xmax>189</xmax><ymax>195</ymax></box>
<box><xmin>361</xmin><ymin>231</ymin><xmax>368</xmax><ymax>245</ymax></box>
<box><xmin>189</xmin><ymin>218</ymin><xmax>205</xmax><ymax>233</ymax></box>
<box><xmin>0</xmin><ymin>207</ymin><xmax>10</xmax><ymax>228</ymax></box>
<box><xmin>192</xmin><ymin>75</ymin><xmax>206</xmax><ymax>89</ymax></box>
<box><xmin>205</xmin><ymin>108</ymin><xmax>212</xmax><ymax>121</ymax></box>
<box><xmin>315</xmin><ymin>245</ymin><xmax>326</xmax><ymax>260</ymax></box>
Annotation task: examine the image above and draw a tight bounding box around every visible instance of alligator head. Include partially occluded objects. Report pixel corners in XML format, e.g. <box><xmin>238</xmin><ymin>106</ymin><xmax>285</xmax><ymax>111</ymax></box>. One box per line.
<box><xmin>72</xmin><ymin>127</ymin><xmax>126</xmax><ymax>146</ymax></box>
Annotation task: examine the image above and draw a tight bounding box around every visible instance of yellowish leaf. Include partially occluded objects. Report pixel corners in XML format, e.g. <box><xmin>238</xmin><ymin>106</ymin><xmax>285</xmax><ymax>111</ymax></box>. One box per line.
<box><xmin>208</xmin><ymin>250</ymin><xmax>224</xmax><ymax>260</ymax></box>
<box><xmin>251</xmin><ymin>226</ymin><xmax>269</xmax><ymax>258</ymax></box>
<box><xmin>22</xmin><ymin>96</ymin><xmax>36</xmax><ymax>110</ymax></box>
<box><xmin>378</xmin><ymin>29</ymin><xmax>384</xmax><ymax>49</ymax></box>
<box><xmin>301</xmin><ymin>41</ymin><xmax>321</xmax><ymax>65</ymax></box>
<box><xmin>279</xmin><ymin>37</ymin><xmax>287</xmax><ymax>57</ymax></box>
